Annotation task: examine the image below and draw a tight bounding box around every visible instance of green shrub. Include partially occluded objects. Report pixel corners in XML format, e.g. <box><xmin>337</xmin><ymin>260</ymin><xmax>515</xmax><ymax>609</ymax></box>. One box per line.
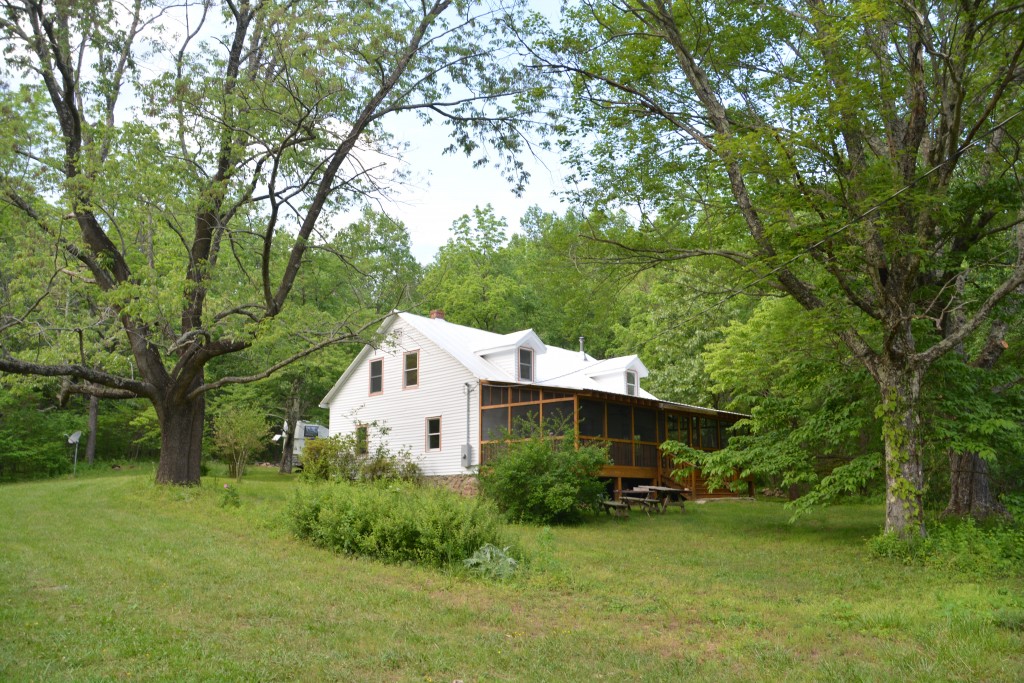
<box><xmin>299</xmin><ymin>437</ymin><xmax>341</xmax><ymax>481</ymax></box>
<box><xmin>464</xmin><ymin>543</ymin><xmax>519</xmax><ymax>580</ymax></box>
<box><xmin>287</xmin><ymin>481</ymin><xmax>510</xmax><ymax>569</ymax></box>
<box><xmin>299</xmin><ymin>426</ymin><xmax>421</xmax><ymax>483</ymax></box>
<box><xmin>477</xmin><ymin>423</ymin><xmax>610</xmax><ymax>524</ymax></box>
<box><xmin>218</xmin><ymin>483</ymin><xmax>241</xmax><ymax>508</ymax></box>
<box><xmin>868</xmin><ymin>517</ymin><xmax>1024</xmax><ymax>577</ymax></box>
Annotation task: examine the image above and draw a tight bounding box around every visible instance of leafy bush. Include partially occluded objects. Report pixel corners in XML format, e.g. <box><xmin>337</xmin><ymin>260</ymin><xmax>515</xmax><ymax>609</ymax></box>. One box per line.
<box><xmin>868</xmin><ymin>517</ymin><xmax>1024</xmax><ymax>577</ymax></box>
<box><xmin>299</xmin><ymin>426</ymin><xmax>421</xmax><ymax>483</ymax></box>
<box><xmin>464</xmin><ymin>543</ymin><xmax>519</xmax><ymax>580</ymax></box>
<box><xmin>477</xmin><ymin>423</ymin><xmax>609</xmax><ymax>524</ymax></box>
<box><xmin>287</xmin><ymin>481</ymin><xmax>510</xmax><ymax>569</ymax></box>
<box><xmin>212</xmin><ymin>405</ymin><xmax>269</xmax><ymax>480</ymax></box>
<box><xmin>218</xmin><ymin>483</ymin><xmax>241</xmax><ymax>508</ymax></box>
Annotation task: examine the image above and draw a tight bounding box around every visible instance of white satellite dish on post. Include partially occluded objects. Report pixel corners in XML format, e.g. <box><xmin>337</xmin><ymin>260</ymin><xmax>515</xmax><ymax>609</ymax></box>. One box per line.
<box><xmin>68</xmin><ymin>431</ymin><xmax>83</xmax><ymax>474</ymax></box>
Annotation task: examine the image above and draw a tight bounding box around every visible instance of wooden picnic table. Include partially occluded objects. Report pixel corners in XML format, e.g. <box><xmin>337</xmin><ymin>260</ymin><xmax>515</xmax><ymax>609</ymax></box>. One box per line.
<box><xmin>616</xmin><ymin>488</ymin><xmax>665</xmax><ymax>515</ymax></box>
<box><xmin>636</xmin><ymin>485</ymin><xmax>690</xmax><ymax>511</ymax></box>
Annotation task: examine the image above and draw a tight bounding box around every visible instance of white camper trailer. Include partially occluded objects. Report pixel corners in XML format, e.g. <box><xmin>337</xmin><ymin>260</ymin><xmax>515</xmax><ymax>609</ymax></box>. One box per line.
<box><xmin>291</xmin><ymin>421</ymin><xmax>329</xmax><ymax>467</ymax></box>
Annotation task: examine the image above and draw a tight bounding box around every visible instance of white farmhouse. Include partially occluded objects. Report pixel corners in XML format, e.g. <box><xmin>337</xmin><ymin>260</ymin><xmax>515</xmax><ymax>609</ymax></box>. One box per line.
<box><xmin>320</xmin><ymin>310</ymin><xmax>748</xmax><ymax>495</ymax></box>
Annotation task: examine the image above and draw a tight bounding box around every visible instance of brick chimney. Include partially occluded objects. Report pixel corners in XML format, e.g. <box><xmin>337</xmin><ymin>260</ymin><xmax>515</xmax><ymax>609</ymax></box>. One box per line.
<box><xmin>429</xmin><ymin>309</ymin><xmax>445</xmax><ymax>320</ymax></box>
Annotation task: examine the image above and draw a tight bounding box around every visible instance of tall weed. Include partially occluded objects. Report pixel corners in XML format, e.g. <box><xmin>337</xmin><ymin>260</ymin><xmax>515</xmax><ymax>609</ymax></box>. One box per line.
<box><xmin>868</xmin><ymin>517</ymin><xmax>1024</xmax><ymax>577</ymax></box>
<box><xmin>287</xmin><ymin>481</ymin><xmax>511</xmax><ymax>569</ymax></box>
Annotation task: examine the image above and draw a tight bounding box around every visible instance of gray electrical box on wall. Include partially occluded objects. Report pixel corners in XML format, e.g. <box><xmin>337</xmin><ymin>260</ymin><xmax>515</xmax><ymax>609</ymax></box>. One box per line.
<box><xmin>460</xmin><ymin>444</ymin><xmax>473</xmax><ymax>468</ymax></box>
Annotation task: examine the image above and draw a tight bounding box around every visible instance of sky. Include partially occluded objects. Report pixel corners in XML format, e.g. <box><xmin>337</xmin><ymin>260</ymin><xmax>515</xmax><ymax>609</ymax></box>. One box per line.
<box><xmin>345</xmin><ymin>0</ymin><xmax>571</xmax><ymax>265</ymax></box>
<box><xmin>360</xmin><ymin>112</ymin><xmax>572</xmax><ymax>264</ymax></box>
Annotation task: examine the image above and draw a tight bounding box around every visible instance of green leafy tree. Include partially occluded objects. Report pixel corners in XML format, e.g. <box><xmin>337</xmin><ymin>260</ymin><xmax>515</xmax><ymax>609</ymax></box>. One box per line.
<box><xmin>544</xmin><ymin>0</ymin><xmax>1024</xmax><ymax>537</ymax></box>
<box><xmin>213</xmin><ymin>404</ymin><xmax>269</xmax><ymax>480</ymax></box>
<box><xmin>700</xmin><ymin>298</ymin><xmax>884</xmax><ymax>511</ymax></box>
<box><xmin>420</xmin><ymin>205</ymin><xmax>530</xmax><ymax>332</ymax></box>
<box><xmin>0</xmin><ymin>0</ymin><xmax>543</xmax><ymax>484</ymax></box>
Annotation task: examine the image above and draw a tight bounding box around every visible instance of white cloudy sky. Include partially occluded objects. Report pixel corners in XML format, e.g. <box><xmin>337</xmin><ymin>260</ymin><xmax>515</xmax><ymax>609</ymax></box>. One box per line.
<box><xmin>358</xmin><ymin>112</ymin><xmax>572</xmax><ymax>264</ymax></box>
<box><xmin>346</xmin><ymin>0</ymin><xmax>571</xmax><ymax>264</ymax></box>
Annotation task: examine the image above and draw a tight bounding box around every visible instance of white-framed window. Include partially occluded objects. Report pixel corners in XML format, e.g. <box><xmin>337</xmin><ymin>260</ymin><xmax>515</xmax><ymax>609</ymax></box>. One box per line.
<box><xmin>368</xmin><ymin>358</ymin><xmax>383</xmax><ymax>395</ymax></box>
<box><xmin>518</xmin><ymin>346</ymin><xmax>534</xmax><ymax>382</ymax></box>
<box><xmin>425</xmin><ymin>416</ymin><xmax>441</xmax><ymax>451</ymax></box>
<box><xmin>626</xmin><ymin>370</ymin><xmax>637</xmax><ymax>396</ymax></box>
<box><xmin>403</xmin><ymin>350</ymin><xmax>419</xmax><ymax>389</ymax></box>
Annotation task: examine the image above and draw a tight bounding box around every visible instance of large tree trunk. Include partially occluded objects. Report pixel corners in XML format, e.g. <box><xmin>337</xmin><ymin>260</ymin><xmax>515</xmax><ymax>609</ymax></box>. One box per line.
<box><xmin>877</xmin><ymin>366</ymin><xmax>927</xmax><ymax>538</ymax></box>
<box><xmin>944</xmin><ymin>450</ymin><xmax>1008</xmax><ymax>520</ymax></box>
<box><xmin>85</xmin><ymin>395</ymin><xmax>98</xmax><ymax>465</ymax></box>
<box><xmin>154</xmin><ymin>389</ymin><xmax>206</xmax><ymax>485</ymax></box>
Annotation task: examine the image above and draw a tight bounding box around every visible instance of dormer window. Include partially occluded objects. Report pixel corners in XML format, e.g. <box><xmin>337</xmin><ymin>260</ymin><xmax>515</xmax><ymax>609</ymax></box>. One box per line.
<box><xmin>518</xmin><ymin>347</ymin><xmax>534</xmax><ymax>382</ymax></box>
<box><xmin>626</xmin><ymin>370</ymin><xmax>638</xmax><ymax>396</ymax></box>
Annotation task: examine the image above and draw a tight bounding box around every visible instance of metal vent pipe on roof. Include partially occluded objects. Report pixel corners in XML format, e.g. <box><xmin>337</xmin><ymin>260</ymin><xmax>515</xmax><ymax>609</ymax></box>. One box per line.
<box><xmin>579</xmin><ymin>336</ymin><xmax>585</xmax><ymax>359</ymax></box>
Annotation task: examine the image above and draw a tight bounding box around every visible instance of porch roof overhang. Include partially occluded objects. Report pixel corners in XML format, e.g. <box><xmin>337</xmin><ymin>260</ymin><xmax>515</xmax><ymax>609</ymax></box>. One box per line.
<box><xmin>479</xmin><ymin>379</ymin><xmax>750</xmax><ymax>420</ymax></box>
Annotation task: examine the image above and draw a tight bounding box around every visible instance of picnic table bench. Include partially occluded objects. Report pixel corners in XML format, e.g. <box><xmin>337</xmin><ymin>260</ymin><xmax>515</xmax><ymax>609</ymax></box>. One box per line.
<box><xmin>620</xmin><ymin>494</ymin><xmax>662</xmax><ymax>515</ymax></box>
<box><xmin>600</xmin><ymin>499</ymin><xmax>629</xmax><ymax>517</ymax></box>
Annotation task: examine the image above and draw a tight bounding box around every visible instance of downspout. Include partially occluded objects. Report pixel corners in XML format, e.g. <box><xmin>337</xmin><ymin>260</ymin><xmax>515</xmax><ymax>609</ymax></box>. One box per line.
<box><xmin>463</xmin><ymin>382</ymin><xmax>476</xmax><ymax>468</ymax></box>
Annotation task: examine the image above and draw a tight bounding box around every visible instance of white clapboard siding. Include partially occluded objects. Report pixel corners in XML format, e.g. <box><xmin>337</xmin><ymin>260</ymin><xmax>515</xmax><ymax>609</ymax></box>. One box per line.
<box><xmin>480</xmin><ymin>348</ymin><xmax>515</xmax><ymax>379</ymax></box>
<box><xmin>326</xmin><ymin>317</ymin><xmax>480</xmax><ymax>476</ymax></box>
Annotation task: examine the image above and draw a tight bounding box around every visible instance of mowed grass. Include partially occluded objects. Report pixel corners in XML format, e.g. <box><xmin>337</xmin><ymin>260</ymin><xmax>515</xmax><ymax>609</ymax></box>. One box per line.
<box><xmin>1</xmin><ymin>468</ymin><xmax>1022</xmax><ymax>682</ymax></box>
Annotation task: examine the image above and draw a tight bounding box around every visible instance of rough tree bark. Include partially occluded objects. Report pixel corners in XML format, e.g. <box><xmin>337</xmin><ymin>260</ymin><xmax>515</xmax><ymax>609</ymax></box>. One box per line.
<box><xmin>85</xmin><ymin>395</ymin><xmax>98</xmax><ymax>465</ymax></box>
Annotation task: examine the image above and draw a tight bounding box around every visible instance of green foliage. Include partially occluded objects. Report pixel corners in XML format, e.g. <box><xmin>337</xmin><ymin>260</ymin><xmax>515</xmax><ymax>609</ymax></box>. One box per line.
<box><xmin>212</xmin><ymin>405</ymin><xmax>269</xmax><ymax>481</ymax></box>
<box><xmin>700</xmin><ymin>298</ymin><xmax>884</xmax><ymax>509</ymax></box>
<box><xmin>0</xmin><ymin>378</ymin><xmax>76</xmax><ymax>480</ymax></box>
<box><xmin>463</xmin><ymin>543</ymin><xmax>520</xmax><ymax>581</ymax></box>
<box><xmin>299</xmin><ymin>426</ymin><xmax>421</xmax><ymax>483</ymax></box>
<box><xmin>478</xmin><ymin>423</ymin><xmax>610</xmax><ymax>524</ymax></box>
<box><xmin>868</xmin><ymin>518</ymin><xmax>1024</xmax><ymax>578</ymax></box>
<box><xmin>218</xmin><ymin>483</ymin><xmax>241</xmax><ymax>509</ymax></box>
<box><xmin>287</xmin><ymin>481</ymin><xmax>509</xmax><ymax>569</ymax></box>
<box><xmin>419</xmin><ymin>206</ymin><xmax>632</xmax><ymax>356</ymax></box>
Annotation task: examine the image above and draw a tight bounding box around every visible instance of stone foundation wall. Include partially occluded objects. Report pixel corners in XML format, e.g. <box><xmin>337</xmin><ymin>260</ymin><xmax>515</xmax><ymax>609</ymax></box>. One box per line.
<box><xmin>427</xmin><ymin>474</ymin><xmax>479</xmax><ymax>497</ymax></box>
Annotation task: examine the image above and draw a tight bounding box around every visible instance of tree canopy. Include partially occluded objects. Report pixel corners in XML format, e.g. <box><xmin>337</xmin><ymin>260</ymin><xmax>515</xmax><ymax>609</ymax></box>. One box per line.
<box><xmin>0</xmin><ymin>0</ymin><xmax>542</xmax><ymax>483</ymax></box>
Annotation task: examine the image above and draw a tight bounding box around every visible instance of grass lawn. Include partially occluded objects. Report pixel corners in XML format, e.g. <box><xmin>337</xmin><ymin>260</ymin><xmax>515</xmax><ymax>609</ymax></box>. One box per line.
<box><xmin>1</xmin><ymin>466</ymin><xmax>1021</xmax><ymax>682</ymax></box>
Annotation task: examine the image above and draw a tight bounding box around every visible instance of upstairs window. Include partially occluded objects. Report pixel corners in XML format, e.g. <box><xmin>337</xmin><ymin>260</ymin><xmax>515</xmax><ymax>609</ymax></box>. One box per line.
<box><xmin>626</xmin><ymin>370</ymin><xmax>638</xmax><ymax>396</ymax></box>
<box><xmin>518</xmin><ymin>347</ymin><xmax>534</xmax><ymax>382</ymax></box>
<box><xmin>368</xmin><ymin>358</ymin><xmax>383</xmax><ymax>395</ymax></box>
<box><xmin>403</xmin><ymin>350</ymin><xmax>419</xmax><ymax>389</ymax></box>
<box><xmin>425</xmin><ymin>417</ymin><xmax>441</xmax><ymax>451</ymax></box>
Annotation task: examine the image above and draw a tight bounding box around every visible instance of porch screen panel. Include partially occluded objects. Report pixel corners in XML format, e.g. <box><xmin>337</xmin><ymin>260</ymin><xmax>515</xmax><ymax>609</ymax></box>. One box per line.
<box><xmin>667</xmin><ymin>414</ymin><xmax>685</xmax><ymax>442</ymax></box>
<box><xmin>542</xmin><ymin>400</ymin><xmax>574</xmax><ymax>435</ymax></box>
<box><xmin>481</xmin><ymin>385</ymin><xmax>508</xmax><ymax>406</ymax></box>
<box><xmin>635</xmin><ymin>444</ymin><xmax>658</xmax><ymax>467</ymax></box>
<box><xmin>691</xmin><ymin>416</ymin><xmax>700</xmax><ymax>447</ymax></box>
<box><xmin>481</xmin><ymin>407</ymin><xmax>509</xmax><ymax>440</ymax></box>
<box><xmin>578</xmin><ymin>399</ymin><xmax>605</xmax><ymax>437</ymax></box>
<box><xmin>511</xmin><ymin>404</ymin><xmax>540</xmax><ymax>436</ymax></box>
<box><xmin>608</xmin><ymin>441</ymin><xmax>632</xmax><ymax>466</ymax></box>
<box><xmin>633</xmin><ymin>408</ymin><xmax>656</xmax><ymax>442</ymax></box>
<box><xmin>701</xmin><ymin>417</ymin><xmax>720</xmax><ymax>449</ymax></box>
<box><xmin>606</xmin><ymin>403</ymin><xmax>631</xmax><ymax>440</ymax></box>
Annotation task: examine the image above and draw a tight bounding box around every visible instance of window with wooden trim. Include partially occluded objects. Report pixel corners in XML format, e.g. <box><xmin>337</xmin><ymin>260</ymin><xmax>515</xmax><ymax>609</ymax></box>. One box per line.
<box><xmin>626</xmin><ymin>370</ymin><xmax>638</xmax><ymax>396</ymax></box>
<box><xmin>368</xmin><ymin>358</ymin><xmax>383</xmax><ymax>395</ymax></box>
<box><xmin>425</xmin><ymin>417</ymin><xmax>441</xmax><ymax>451</ymax></box>
<box><xmin>403</xmin><ymin>350</ymin><xmax>419</xmax><ymax>389</ymax></box>
<box><xmin>518</xmin><ymin>347</ymin><xmax>534</xmax><ymax>382</ymax></box>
